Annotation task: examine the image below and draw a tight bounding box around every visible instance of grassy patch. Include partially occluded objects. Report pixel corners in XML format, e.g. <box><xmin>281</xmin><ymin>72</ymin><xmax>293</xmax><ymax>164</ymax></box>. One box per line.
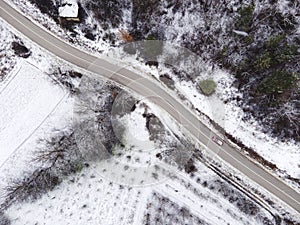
<box><xmin>198</xmin><ymin>79</ymin><xmax>217</xmax><ymax>96</ymax></box>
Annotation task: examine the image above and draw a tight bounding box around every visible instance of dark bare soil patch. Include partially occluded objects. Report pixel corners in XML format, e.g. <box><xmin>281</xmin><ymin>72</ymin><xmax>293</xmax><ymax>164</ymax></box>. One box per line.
<box><xmin>11</xmin><ymin>41</ymin><xmax>31</xmax><ymax>58</ymax></box>
<box><xmin>159</xmin><ymin>74</ymin><xmax>175</xmax><ymax>89</ymax></box>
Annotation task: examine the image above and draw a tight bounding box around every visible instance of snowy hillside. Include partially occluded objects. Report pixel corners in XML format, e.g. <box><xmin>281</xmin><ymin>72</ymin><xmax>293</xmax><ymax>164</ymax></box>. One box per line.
<box><xmin>5</xmin><ymin>0</ymin><xmax>300</xmax><ymax>187</ymax></box>
<box><xmin>1</xmin><ymin>1</ymin><xmax>300</xmax><ymax>225</ymax></box>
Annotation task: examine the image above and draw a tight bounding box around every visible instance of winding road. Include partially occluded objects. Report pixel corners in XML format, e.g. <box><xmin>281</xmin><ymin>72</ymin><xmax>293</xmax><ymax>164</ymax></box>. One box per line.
<box><xmin>1</xmin><ymin>0</ymin><xmax>300</xmax><ymax>214</ymax></box>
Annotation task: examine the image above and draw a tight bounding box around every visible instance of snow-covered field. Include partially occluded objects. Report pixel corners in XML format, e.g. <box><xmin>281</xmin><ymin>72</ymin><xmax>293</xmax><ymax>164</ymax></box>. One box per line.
<box><xmin>0</xmin><ymin>61</ymin><xmax>74</xmax><ymax>194</ymax></box>
<box><xmin>1</xmin><ymin>2</ymin><xmax>300</xmax><ymax>225</ymax></box>
<box><xmin>4</xmin><ymin>148</ymin><xmax>278</xmax><ymax>225</ymax></box>
<box><xmin>4</xmin><ymin>0</ymin><xmax>300</xmax><ymax>186</ymax></box>
<box><xmin>4</xmin><ymin>104</ymin><xmax>277</xmax><ymax>224</ymax></box>
<box><xmin>0</xmin><ymin>59</ymin><xmax>283</xmax><ymax>224</ymax></box>
<box><xmin>2</xmin><ymin>81</ymin><xmax>299</xmax><ymax>224</ymax></box>
<box><xmin>0</xmin><ymin>19</ymin><xmax>75</xmax><ymax>199</ymax></box>
<box><xmin>0</xmin><ymin>61</ymin><xmax>66</xmax><ymax>167</ymax></box>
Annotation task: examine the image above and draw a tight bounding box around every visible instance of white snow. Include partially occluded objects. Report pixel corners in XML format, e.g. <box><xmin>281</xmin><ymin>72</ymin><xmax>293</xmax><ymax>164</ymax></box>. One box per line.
<box><xmin>4</xmin><ymin>0</ymin><xmax>112</xmax><ymax>59</ymax></box>
<box><xmin>118</xmin><ymin>103</ymin><xmax>155</xmax><ymax>150</ymax></box>
<box><xmin>1</xmin><ymin>1</ymin><xmax>300</xmax><ymax>223</ymax></box>
<box><xmin>6</xmin><ymin>166</ymin><xmax>150</xmax><ymax>225</ymax></box>
<box><xmin>0</xmin><ymin>18</ymin><xmax>17</xmax><ymax>81</ymax></box>
<box><xmin>59</xmin><ymin>0</ymin><xmax>79</xmax><ymax>18</ymax></box>
<box><xmin>96</xmin><ymin>101</ymin><xmax>170</xmax><ymax>186</ymax></box>
<box><xmin>108</xmin><ymin>31</ymin><xmax>300</xmax><ymax>185</ymax></box>
<box><xmin>172</xmin><ymin>69</ymin><xmax>300</xmax><ymax>180</ymax></box>
<box><xmin>5</xmin><ymin>154</ymin><xmax>275</xmax><ymax>225</ymax></box>
<box><xmin>155</xmin><ymin>172</ymin><xmax>258</xmax><ymax>225</ymax></box>
<box><xmin>233</xmin><ymin>29</ymin><xmax>249</xmax><ymax>36</ymax></box>
<box><xmin>0</xmin><ymin>61</ymin><xmax>75</xmax><ymax>199</ymax></box>
<box><xmin>0</xmin><ymin>60</ymin><xmax>293</xmax><ymax>225</ymax></box>
<box><xmin>108</xmin><ymin>39</ymin><xmax>300</xmax><ymax>183</ymax></box>
<box><xmin>0</xmin><ymin>60</ymin><xmax>66</xmax><ymax>167</ymax></box>
<box><xmin>0</xmin><ymin>19</ymin><xmax>75</xmax><ymax>199</ymax></box>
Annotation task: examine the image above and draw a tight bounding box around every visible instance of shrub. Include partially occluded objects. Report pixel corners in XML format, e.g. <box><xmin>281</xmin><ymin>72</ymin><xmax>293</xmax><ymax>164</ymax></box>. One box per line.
<box><xmin>255</xmin><ymin>52</ymin><xmax>271</xmax><ymax>70</ymax></box>
<box><xmin>198</xmin><ymin>79</ymin><xmax>217</xmax><ymax>96</ymax></box>
<box><xmin>1</xmin><ymin>132</ymin><xmax>83</xmax><ymax>210</ymax></box>
<box><xmin>85</xmin><ymin>0</ymin><xmax>122</xmax><ymax>28</ymax></box>
<box><xmin>145</xmin><ymin>34</ymin><xmax>156</xmax><ymax>40</ymax></box>
<box><xmin>258</xmin><ymin>70</ymin><xmax>297</xmax><ymax>95</ymax></box>
<box><xmin>267</xmin><ymin>34</ymin><xmax>286</xmax><ymax>50</ymax></box>
<box><xmin>28</xmin><ymin>0</ymin><xmax>58</xmax><ymax>19</ymax></box>
<box><xmin>235</xmin><ymin>4</ymin><xmax>255</xmax><ymax>32</ymax></box>
<box><xmin>274</xmin><ymin>43</ymin><xmax>298</xmax><ymax>64</ymax></box>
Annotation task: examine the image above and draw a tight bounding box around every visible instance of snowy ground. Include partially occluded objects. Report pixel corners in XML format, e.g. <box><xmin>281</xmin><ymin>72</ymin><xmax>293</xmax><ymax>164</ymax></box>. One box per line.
<box><xmin>4</xmin><ymin>0</ymin><xmax>299</xmax><ymax>186</ymax></box>
<box><xmin>4</xmin><ymin>104</ymin><xmax>278</xmax><ymax>225</ymax></box>
<box><xmin>110</xmin><ymin>45</ymin><xmax>300</xmax><ymax>184</ymax></box>
<box><xmin>0</xmin><ymin>19</ymin><xmax>75</xmax><ymax>199</ymax></box>
<box><xmin>0</xmin><ymin>59</ymin><xmax>282</xmax><ymax>224</ymax></box>
<box><xmin>1</xmin><ymin>2</ymin><xmax>300</xmax><ymax>225</ymax></box>
<box><xmin>167</xmin><ymin>66</ymin><xmax>300</xmax><ymax>180</ymax></box>
<box><xmin>3</xmin><ymin>0</ymin><xmax>115</xmax><ymax>55</ymax></box>
<box><xmin>0</xmin><ymin>14</ymin><xmax>300</xmax><ymax>224</ymax></box>
<box><xmin>0</xmin><ymin>60</ymin><xmax>67</xmax><ymax>170</ymax></box>
<box><xmin>0</xmin><ymin>60</ymin><xmax>74</xmax><ymax>196</ymax></box>
<box><xmin>0</xmin><ymin>18</ymin><xmax>17</xmax><ymax>81</ymax></box>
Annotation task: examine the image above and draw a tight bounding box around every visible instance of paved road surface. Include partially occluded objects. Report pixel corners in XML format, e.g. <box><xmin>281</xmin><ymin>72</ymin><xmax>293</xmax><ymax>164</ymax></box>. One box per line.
<box><xmin>1</xmin><ymin>0</ymin><xmax>300</xmax><ymax>214</ymax></box>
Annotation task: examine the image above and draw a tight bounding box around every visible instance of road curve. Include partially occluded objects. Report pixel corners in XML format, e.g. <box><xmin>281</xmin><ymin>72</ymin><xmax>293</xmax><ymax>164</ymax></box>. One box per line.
<box><xmin>1</xmin><ymin>0</ymin><xmax>300</xmax><ymax>214</ymax></box>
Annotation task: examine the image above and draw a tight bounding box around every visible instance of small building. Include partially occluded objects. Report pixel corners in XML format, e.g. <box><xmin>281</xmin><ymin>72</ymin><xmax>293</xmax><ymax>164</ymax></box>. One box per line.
<box><xmin>58</xmin><ymin>0</ymin><xmax>79</xmax><ymax>21</ymax></box>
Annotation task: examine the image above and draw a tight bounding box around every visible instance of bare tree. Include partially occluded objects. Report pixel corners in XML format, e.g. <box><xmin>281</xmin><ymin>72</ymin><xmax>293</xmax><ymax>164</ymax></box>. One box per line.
<box><xmin>0</xmin><ymin>212</ymin><xmax>11</xmax><ymax>225</ymax></box>
<box><xmin>1</xmin><ymin>132</ymin><xmax>83</xmax><ymax>211</ymax></box>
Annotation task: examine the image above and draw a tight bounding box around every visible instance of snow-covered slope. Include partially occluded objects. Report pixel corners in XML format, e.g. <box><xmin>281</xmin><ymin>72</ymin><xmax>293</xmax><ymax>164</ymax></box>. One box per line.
<box><xmin>1</xmin><ymin>2</ymin><xmax>300</xmax><ymax>225</ymax></box>
<box><xmin>7</xmin><ymin>0</ymin><xmax>298</xmax><ymax>185</ymax></box>
<box><xmin>4</xmin><ymin>106</ymin><xmax>277</xmax><ymax>225</ymax></box>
